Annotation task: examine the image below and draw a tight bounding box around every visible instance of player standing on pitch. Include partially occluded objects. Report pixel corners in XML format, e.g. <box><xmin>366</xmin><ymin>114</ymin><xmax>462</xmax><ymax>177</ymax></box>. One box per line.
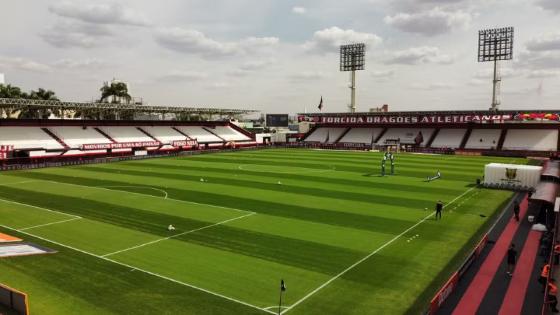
<box><xmin>390</xmin><ymin>153</ymin><xmax>395</xmax><ymax>175</ymax></box>
<box><xmin>381</xmin><ymin>153</ymin><xmax>387</xmax><ymax>176</ymax></box>
<box><xmin>435</xmin><ymin>200</ymin><xmax>443</xmax><ymax>220</ymax></box>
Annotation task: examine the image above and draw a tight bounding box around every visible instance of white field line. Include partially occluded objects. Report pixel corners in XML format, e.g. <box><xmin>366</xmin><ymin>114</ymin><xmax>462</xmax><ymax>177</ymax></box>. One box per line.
<box><xmin>280</xmin><ymin>186</ymin><xmax>477</xmax><ymax>314</ymax></box>
<box><xmin>0</xmin><ymin>180</ymin><xmax>36</xmax><ymax>187</ymax></box>
<box><xmin>0</xmin><ymin>224</ymin><xmax>275</xmax><ymax>315</ymax></box>
<box><xmin>103</xmin><ymin>212</ymin><xmax>256</xmax><ymax>257</ymax></box>
<box><xmin>40</xmin><ymin>179</ymin><xmax>251</xmax><ymax>214</ymax></box>
<box><xmin>0</xmin><ymin>196</ymin><xmax>80</xmax><ymax>219</ymax></box>
<box><xmin>238</xmin><ymin>164</ymin><xmax>336</xmax><ymax>174</ymax></box>
<box><xmin>20</xmin><ymin>217</ymin><xmax>82</xmax><ymax>231</ymax></box>
<box><xmin>97</xmin><ymin>185</ymin><xmax>168</xmax><ymax>199</ymax></box>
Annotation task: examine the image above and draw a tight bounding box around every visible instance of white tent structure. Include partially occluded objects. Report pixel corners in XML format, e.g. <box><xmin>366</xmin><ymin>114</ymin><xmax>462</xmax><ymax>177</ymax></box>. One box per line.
<box><xmin>484</xmin><ymin>163</ymin><xmax>542</xmax><ymax>189</ymax></box>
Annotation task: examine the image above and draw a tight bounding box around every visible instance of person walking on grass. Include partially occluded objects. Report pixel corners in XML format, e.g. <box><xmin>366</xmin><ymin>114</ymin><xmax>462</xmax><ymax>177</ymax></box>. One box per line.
<box><xmin>513</xmin><ymin>200</ymin><xmax>520</xmax><ymax>222</ymax></box>
<box><xmin>435</xmin><ymin>200</ymin><xmax>443</xmax><ymax>220</ymax></box>
<box><xmin>507</xmin><ymin>243</ymin><xmax>517</xmax><ymax>276</ymax></box>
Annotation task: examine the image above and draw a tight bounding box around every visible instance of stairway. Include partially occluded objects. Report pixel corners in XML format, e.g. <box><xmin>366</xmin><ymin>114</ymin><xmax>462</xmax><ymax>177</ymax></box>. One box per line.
<box><xmin>41</xmin><ymin>128</ymin><xmax>69</xmax><ymax>149</ymax></box>
<box><xmin>334</xmin><ymin>127</ymin><xmax>351</xmax><ymax>143</ymax></box>
<box><xmin>137</xmin><ymin>127</ymin><xmax>160</xmax><ymax>143</ymax></box>
<box><xmin>172</xmin><ymin>127</ymin><xmax>193</xmax><ymax>140</ymax></box>
<box><xmin>425</xmin><ymin>128</ymin><xmax>440</xmax><ymax>148</ymax></box>
<box><xmin>459</xmin><ymin>128</ymin><xmax>473</xmax><ymax>149</ymax></box>
<box><xmin>202</xmin><ymin>127</ymin><xmax>226</xmax><ymax>142</ymax></box>
<box><xmin>94</xmin><ymin>128</ymin><xmax>117</xmax><ymax>143</ymax></box>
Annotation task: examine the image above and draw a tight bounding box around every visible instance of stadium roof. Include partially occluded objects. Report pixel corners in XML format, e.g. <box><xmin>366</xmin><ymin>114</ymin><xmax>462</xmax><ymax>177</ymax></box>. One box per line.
<box><xmin>0</xmin><ymin>98</ymin><xmax>259</xmax><ymax>116</ymax></box>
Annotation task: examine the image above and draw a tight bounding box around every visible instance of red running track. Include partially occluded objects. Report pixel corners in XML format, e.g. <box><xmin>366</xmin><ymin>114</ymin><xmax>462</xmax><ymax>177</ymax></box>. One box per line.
<box><xmin>498</xmin><ymin>230</ymin><xmax>541</xmax><ymax>315</ymax></box>
<box><xmin>452</xmin><ymin>197</ymin><xmax>528</xmax><ymax>315</ymax></box>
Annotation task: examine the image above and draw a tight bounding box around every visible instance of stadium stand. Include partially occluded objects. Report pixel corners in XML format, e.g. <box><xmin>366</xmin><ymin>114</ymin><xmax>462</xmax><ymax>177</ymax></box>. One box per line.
<box><xmin>211</xmin><ymin>126</ymin><xmax>252</xmax><ymax>142</ymax></box>
<box><xmin>338</xmin><ymin>128</ymin><xmax>383</xmax><ymax>144</ymax></box>
<box><xmin>465</xmin><ymin>129</ymin><xmax>502</xmax><ymax>149</ymax></box>
<box><xmin>49</xmin><ymin>126</ymin><xmax>111</xmax><ymax>148</ymax></box>
<box><xmin>175</xmin><ymin>126</ymin><xmax>223</xmax><ymax>143</ymax></box>
<box><xmin>502</xmin><ymin>129</ymin><xmax>558</xmax><ymax>151</ymax></box>
<box><xmin>97</xmin><ymin>126</ymin><xmax>154</xmax><ymax>143</ymax></box>
<box><xmin>377</xmin><ymin>128</ymin><xmax>435</xmax><ymax>146</ymax></box>
<box><xmin>0</xmin><ymin>127</ymin><xmax>64</xmax><ymax>150</ymax></box>
<box><xmin>138</xmin><ymin>126</ymin><xmax>185</xmax><ymax>144</ymax></box>
<box><xmin>430</xmin><ymin>129</ymin><xmax>467</xmax><ymax>149</ymax></box>
<box><xmin>305</xmin><ymin>127</ymin><xmax>351</xmax><ymax>143</ymax></box>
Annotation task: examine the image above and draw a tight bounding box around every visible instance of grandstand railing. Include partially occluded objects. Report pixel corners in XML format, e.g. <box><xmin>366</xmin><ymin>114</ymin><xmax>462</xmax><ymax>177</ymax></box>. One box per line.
<box><xmin>542</xmin><ymin>211</ymin><xmax>559</xmax><ymax>315</ymax></box>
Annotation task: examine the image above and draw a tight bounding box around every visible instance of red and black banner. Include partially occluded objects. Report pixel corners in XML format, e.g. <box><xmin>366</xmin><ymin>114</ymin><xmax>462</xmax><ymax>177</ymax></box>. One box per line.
<box><xmin>81</xmin><ymin>141</ymin><xmax>160</xmax><ymax>150</ymax></box>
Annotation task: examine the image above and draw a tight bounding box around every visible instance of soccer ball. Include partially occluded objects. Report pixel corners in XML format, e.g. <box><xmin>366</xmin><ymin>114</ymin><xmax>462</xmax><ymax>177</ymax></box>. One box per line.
<box><xmin>200</xmin><ymin>178</ymin><xmax>204</xmax><ymax>182</ymax></box>
<box><xmin>277</xmin><ymin>181</ymin><xmax>282</xmax><ymax>185</ymax></box>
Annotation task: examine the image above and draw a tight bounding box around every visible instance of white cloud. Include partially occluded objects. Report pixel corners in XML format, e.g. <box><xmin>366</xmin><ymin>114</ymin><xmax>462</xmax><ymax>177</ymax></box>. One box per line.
<box><xmin>48</xmin><ymin>2</ymin><xmax>151</xmax><ymax>26</ymax></box>
<box><xmin>527</xmin><ymin>69</ymin><xmax>560</xmax><ymax>78</ymax></box>
<box><xmin>292</xmin><ymin>7</ymin><xmax>306</xmax><ymax>15</ymax></box>
<box><xmin>158</xmin><ymin>70</ymin><xmax>208</xmax><ymax>81</ymax></box>
<box><xmin>303</xmin><ymin>27</ymin><xmax>382</xmax><ymax>53</ymax></box>
<box><xmin>517</xmin><ymin>51</ymin><xmax>560</xmax><ymax>70</ymax></box>
<box><xmin>154</xmin><ymin>27</ymin><xmax>279</xmax><ymax>57</ymax></box>
<box><xmin>410</xmin><ymin>82</ymin><xmax>455</xmax><ymax>90</ymax></box>
<box><xmin>385</xmin><ymin>46</ymin><xmax>454</xmax><ymax>65</ymax></box>
<box><xmin>289</xmin><ymin>71</ymin><xmax>330</xmax><ymax>80</ymax></box>
<box><xmin>537</xmin><ymin>0</ymin><xmax>560</xmax><ymax>13</ymax></box>
<box><xmin>384</xmin><ymin>7</ymin><xmax>471</xmax><ymax>36</ymax></box>
<box><xmin>0</xmin><ymin>56</ymin><xmax>51</xmax><ymax>73</ymax></box>
<box><xmin>526</xmin><ymin>32</ymin><xmax>560</xmax><ymax>51</ymax></box>
<box><xmin>371</xmin><ymin>70</ymin><xmax>395</xmax><ymax>80</ymax></box>
<box><xmin>41</xmin><ymin>20</ymin><xmax>112</xmax><ymax>48</ymax></box>
<box><xmin>239</xmin><ymin>59</ymin><xmax>276</xmax><ymax>71</ymax></box>
<box><xmin>53</xmin><ymin>58</ymin><xmax>107</xmax><ymax>69</ymax></box>
<box><xmin>473</xmin><ymin>67</ymin><xmax>517</xmax><ymax>79</ymax></box>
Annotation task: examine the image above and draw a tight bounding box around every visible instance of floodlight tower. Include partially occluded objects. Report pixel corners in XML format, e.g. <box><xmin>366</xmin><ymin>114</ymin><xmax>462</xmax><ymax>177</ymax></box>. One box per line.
<box><xmin>340</xmin><ymin>43</ymin><xmax>366</xmax><ymax>113</ymax></box>
<box><xmin>478</xmin><ymin>27</ymin><xmax>514</xmax><ymax>112</ymax></box>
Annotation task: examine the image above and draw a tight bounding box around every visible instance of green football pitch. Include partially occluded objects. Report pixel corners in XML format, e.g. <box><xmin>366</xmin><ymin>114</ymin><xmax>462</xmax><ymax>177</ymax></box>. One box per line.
<box><xmin>0</xmin><ymin>149</ymin><xmax>522</xmax><ymax>314</ymax></box>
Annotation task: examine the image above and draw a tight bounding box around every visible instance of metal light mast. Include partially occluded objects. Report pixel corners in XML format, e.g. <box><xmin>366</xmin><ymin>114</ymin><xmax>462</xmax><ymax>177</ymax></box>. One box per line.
<box><xmin>340</xmin><ymin>43</ymin><xmax>366</xmax><ymax>113</ymax></box>
<box><xmin>478</xmin><ymin>27</ymin><xmax>514</xmax><ymax>112</ymax></box>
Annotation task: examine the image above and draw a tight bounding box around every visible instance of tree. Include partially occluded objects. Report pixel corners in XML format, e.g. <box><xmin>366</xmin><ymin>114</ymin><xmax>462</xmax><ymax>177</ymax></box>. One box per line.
<box><xmin>100</xmin><ymin>82</ymin><xmax>131</xmax><ymax>104</ymax></box>
<box><xmin>19</xmin><ymin>88</ymin><xmax>59</xmax><ymax>119</ymax></box>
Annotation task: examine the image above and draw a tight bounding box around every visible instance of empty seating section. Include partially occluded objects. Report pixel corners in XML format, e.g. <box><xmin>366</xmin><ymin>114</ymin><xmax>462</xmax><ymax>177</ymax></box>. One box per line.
<box><xmin>0</xmin><ymin>127</ymin><xmax>63</xmax><ymax>150</ymax></box>
<box><xmin>377</xmin><ymin>128</ymin><xmax>434</xmax><ymax>146</ymax></box>
<box><xmin>98</xmin><ymin>127</ymin><xmax>153</xmax><ymax>143</ymax></box>
<box><xmin>339</xmin><ymin>128</ymin><xmax>383</xmax><ymax>144</ymax></box>
<box><xmin>175</xmin><ymin>126</ymin><xmax>223</xmax><ymax>143</ymax></box>
<box><xmin>465</xmin><ymin>129</ymin><xmax>501</xmax><ymax>149</ymax></box>
<box><xmin>211</xmin><ymin>126</ymin><xmax>251</xmax><ymax>141</ymax></box>
<box><xmin>305</xmin><ymin>128</ymin><xmax>346</xmax><ymax>143</ymax></box>
<box><xmin>430</xmin><ymin>129</ymin><xmax>466</xmax><ymax>148</ymax></box>
<box><xmin>49</xmin><ymin>127</ymin><xmax>110</xmax><ymax>148</ymax></box>
<box><xmin>140</xmin><ymin>127</ymin><xmax>186</xmax><ymax>144</ymax></box>
<box><xmin>502</xmin><ymin>129</ymin><xmax>558</xmax><ymax>151</ymax></box>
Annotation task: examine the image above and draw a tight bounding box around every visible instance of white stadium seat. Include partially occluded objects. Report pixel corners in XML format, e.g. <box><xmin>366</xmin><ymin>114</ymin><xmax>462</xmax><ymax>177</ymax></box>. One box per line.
<box><xmin>430</xmin><ymin>129</ymin><xmax>466</xmax><ymax>149</ymax></box>
<box><xmin>175</xmin><ymin>126</ymin><xmax>223</xmax><ymax>143</ymax></box>
<box><xmin>140</xmin><ymin>126</ymin><xmax>186</xmax><ymax>144</ymax></box>
<box><xmin>339</xmin><ymin>128</ymin><xmax>383</xmax><ymax>144</ymax></box>
<box><xmin>211</xmin><ymin>126</ymin><xmax>251</xmax><ymax>141</ymax></box>
<box><xmin>0</xmin><ymin>127</ymin><xmax>63</xmax><ymax>150</ymax></box>
<box><xmin>502</xmin><ymin>129</ymin><xmax>558</xmax><ymax>151</ymax></box>
<box><xmin>377</xmin><ymin>128</ymin><xmax>435</xmax><ymax>147</ymax></box>
<box><xmin>49</xmin><ymin>126</ymin><xmax>111</xmax><ymax>148</ymax></box>
<box><xmin>465</xmin><ymin>129</ymin><xmax>501</xmax><ymax>149</ymax></box>
<box><xmin>97</xmin><ymin>127</ymin><xmax>154</xmax><ymax>143</ymax></box>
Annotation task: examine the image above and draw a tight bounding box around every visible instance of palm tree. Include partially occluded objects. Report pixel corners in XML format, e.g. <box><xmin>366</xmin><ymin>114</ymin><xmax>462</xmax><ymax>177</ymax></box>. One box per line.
<box><xmin>19</xmin><ymin>88</ymin><xmax>59</xmax><ymax>119</ymax></box>
<box><xmin>100</xmin><ymin>82</ymin><xmax>131</xmax><ymax>104</ymax></box>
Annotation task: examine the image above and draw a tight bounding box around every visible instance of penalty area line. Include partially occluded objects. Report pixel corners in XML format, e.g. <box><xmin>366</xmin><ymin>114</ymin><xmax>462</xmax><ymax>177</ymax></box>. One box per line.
<box><xmin>20</xmin><ymin>217</ymin><xmax>82</xmax><ymax>231</ymax></box>
<box><xmin>0</xmin><ymin>223</ymin><xmax>276</xmax><ymax>315</ymax></box>
<box><xmin>102</xmin><ymin>212</ymin><xmax>256</xmax><ymax>257</ymax></box>
<box><xmin>280</xmin><ymin>186</ymin><xmax>476</xmax><ymax>314</ymax></box>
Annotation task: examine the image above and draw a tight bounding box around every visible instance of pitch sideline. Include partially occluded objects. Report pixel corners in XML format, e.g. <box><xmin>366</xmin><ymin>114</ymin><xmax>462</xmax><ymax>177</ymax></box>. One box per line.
<box><xmin>280</xmin><ymin>186</ymin><xmax>477</xmax><ymax>314</ymax></box>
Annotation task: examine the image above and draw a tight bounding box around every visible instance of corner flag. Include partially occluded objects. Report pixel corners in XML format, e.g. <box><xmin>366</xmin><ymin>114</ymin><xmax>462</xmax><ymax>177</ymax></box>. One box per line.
<box><xmin>281</xmin><ymin>279</ymin><xmax>286</xmax><ymax>291</ymax></box>
<box><xmin>318</xmin><ymin>96</ymin><xmax>323</xmax><ymax>111</ymax></box>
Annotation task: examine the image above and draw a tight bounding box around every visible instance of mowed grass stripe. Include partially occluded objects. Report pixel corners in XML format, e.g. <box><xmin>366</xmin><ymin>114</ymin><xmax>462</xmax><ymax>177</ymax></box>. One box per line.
<box><xmin>8</xmin><ymin>171</ymin><xmax>428</xmax><ymax>234</ymax></box>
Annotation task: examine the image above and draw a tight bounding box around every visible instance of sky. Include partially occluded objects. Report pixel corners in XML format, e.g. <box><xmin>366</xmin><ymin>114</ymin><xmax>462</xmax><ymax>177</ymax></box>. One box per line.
<box><xmin>0</xmin><ymin>0</ymin><xmax>559</xmax><ymax>114</ymax></box>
